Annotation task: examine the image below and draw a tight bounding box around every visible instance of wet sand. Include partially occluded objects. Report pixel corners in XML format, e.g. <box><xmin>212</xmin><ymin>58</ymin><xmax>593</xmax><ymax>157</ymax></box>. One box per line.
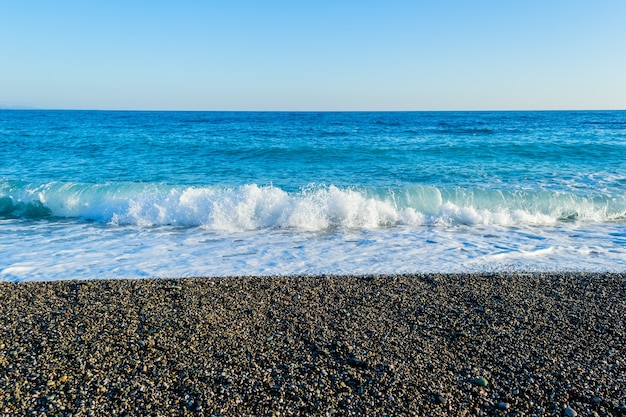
<box><xmin>1</xmin><ymin>273</ymin><xmax>625</xmax><ymax>416</ymax></box>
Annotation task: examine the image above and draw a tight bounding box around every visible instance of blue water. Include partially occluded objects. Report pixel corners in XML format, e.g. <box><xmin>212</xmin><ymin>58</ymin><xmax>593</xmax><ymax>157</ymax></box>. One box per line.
<box><xmin>1</xmin><ymin>110</ymin><xmax>625</xmax><ymax>281</ymax></box>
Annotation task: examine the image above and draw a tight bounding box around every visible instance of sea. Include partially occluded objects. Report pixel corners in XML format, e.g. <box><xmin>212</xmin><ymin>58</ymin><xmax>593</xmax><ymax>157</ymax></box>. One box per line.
<box><xmin>1</xmin><ymin>110</ymin><xmax>625</xmax><ymax>282</ymax></box>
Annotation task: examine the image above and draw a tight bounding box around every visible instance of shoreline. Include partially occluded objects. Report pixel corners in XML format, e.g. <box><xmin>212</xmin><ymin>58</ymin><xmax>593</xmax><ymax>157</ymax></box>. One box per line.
<box><xmin>1</xmin><ymin>273</ymin><xmax>625</xmax><ymax>416</ymax></box>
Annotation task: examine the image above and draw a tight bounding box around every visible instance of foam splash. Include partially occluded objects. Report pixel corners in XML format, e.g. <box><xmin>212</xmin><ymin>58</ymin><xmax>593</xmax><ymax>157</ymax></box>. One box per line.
<box><xmin>1</xmin><ymin>180</ymin><xmax>624</xmax><ymax>231</ymax></box>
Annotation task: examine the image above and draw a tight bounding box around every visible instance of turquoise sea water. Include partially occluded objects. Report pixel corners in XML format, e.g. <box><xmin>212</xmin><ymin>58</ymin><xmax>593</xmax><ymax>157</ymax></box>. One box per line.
<box><xmin>1</xmin><ymin>110</ymin><xmax>625</xmax><ymax>281</ymax></box>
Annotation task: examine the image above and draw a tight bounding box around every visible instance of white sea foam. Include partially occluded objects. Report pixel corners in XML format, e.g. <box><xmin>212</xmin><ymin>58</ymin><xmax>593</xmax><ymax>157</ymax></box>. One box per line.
<box><xmin>1</xmin><ymin>219</ymin><xmax>625</xmax><ymax>282</ymax></box>
<box><xmin>2</xmin><ymin>181</ymin><xmax>625</xmax><ymax>231</ymax></box>
<box><xmin>2</xmin><ymin>181</ymin><xmax>625</xmax><ymax>282</ymax></box>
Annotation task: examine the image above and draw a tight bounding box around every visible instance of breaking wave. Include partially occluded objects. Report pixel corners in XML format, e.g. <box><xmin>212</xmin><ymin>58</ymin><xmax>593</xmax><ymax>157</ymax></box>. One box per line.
<box><xmin>1</xmin><ymin>179</ymin><xmax>625</xmax><ymax>231</ymax></box>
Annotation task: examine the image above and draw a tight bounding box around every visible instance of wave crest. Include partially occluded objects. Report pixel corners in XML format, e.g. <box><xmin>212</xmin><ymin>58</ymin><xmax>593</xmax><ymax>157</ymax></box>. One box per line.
<box><xmin>1</xmin><ymin>180</ymin><xmax>624</xmax><ymax>230</ymax></box>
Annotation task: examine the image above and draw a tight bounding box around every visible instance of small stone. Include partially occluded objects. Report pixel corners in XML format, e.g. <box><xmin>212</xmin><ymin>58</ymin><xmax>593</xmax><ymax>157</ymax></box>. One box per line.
<box><xmin>472</xmin><ymin>377</ymin><xmax>488</xmax><ymax>387</ymax></box>
<box><xmin>435</xmin><ymin>394</ymin><xmax>447</xmax><ymax>405</ymax></box>
<box><xmin>498</xmin><ymin>401</ymin><xmax>509</xmax><ymax>409</ymax></box>
<box><xmin>347</xmin><ymin>357</ymin><xmax>368</xmax><ymax>368</ymax></box>
<box><xmin>564</xmin><ymin>406</ymin><xmax>577</xmax><ymax>417</ymax></box>
<box><xmin>58</xmin><ymin>375</ymin><xmax>68</xmax><ymax>383</ymax></box>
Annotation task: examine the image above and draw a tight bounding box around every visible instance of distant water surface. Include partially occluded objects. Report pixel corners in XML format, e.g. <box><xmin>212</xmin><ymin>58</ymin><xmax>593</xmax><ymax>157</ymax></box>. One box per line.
<box><xmin>1</xmin><ymin>110</ymin><xmax>625</xmax><ymax>281</ymax></box>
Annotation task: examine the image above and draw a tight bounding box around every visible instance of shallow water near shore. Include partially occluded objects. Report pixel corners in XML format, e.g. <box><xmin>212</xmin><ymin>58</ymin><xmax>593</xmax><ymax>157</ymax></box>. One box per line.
<box><xmin>1</xmin><ymin>111</ymin><xmax>625</xmax><ymax>281</ymax></box>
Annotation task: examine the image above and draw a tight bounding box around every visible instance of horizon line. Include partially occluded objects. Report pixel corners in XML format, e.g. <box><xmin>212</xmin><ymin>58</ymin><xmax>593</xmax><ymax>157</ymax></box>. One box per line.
<box><xmin>2</xmin><ymin>107</ymin><xmax>625</xmax><ymax>112</ymax></box>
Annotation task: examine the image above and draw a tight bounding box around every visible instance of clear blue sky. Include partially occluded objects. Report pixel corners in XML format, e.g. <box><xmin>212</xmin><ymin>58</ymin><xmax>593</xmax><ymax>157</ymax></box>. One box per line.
<box><xmin>1</xmin><ymin>1</ymin><xmax>625</xmax><ymax>110</ymax></box>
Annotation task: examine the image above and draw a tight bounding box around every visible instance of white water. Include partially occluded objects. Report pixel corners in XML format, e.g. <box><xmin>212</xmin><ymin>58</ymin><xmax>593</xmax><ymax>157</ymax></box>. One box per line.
<box><xmin>2</xmin><ymin>218</ymin><xmax>625</xmax><ymax>282</ymax></box>
<box><xmin>2</xmin><ymin>181</ymin><xmax>625</xmax><ymax>282</ymax></box>
<box><xmin>3</xmin><ymin>181</ymin><xmax>625</xmax><ymax>228</ymax></box>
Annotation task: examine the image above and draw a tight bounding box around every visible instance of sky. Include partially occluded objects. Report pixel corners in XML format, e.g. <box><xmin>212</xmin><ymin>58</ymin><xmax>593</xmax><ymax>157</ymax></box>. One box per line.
<box><xmin>1</xmin><ymin>1</ymin><xmax>625</xmax><ymax>111</ymax></box>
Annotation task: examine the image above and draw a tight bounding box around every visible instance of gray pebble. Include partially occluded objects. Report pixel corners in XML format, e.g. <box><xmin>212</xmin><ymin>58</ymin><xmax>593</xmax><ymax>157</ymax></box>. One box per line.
<box><xmin>564</xmin><ymin>406</ymin><xmax>577</xmax><ymax>417</ymax></box>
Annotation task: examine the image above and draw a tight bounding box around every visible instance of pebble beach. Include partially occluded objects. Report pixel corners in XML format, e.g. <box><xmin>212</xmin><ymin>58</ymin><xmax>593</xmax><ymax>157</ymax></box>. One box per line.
<box><xmin>1</xmin><ymin>273</ymin><xmax>625</xmax><ymax>416</ymax></box>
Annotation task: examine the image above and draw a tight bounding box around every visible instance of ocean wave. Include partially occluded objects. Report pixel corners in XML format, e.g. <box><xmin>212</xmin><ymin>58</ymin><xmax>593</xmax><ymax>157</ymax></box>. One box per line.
<box><xmin>1</xmin><ymin>180</ymin><xmax>624</xmax><ymax>231</ymax></box>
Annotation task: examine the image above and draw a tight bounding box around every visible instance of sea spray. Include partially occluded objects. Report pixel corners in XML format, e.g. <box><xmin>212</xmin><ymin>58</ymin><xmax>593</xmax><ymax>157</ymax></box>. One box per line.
<box><xmin>1</xmin><ymin>180</ymin><xmax>624</xmax><ymax>229</ymax></box>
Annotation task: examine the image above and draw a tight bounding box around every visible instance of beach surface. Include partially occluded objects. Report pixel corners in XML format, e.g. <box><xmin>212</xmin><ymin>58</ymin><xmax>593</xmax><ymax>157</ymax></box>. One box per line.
<box><xmin>1</xmin><ymin>273</ymin><xmax>625</xmax><ymax>416</ymax></box>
